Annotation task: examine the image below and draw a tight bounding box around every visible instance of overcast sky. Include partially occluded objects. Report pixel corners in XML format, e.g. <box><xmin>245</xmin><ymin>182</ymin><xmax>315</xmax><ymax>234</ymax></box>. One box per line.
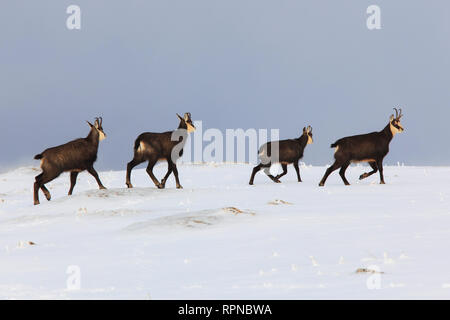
<box><xmin>1</xmin><ymin>1</ymin><xmax>449</xmax><ymax>171</ymax></box>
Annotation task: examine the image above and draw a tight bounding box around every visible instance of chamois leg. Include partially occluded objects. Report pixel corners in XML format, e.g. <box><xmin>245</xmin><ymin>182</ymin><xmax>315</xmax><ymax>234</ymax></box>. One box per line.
<box><xmin>68</xmin><ymin>171</ymin><xmax>79</xmax><ymax>195</ymax></box>
<box><xmin>275</xmin><ymin>164</ymin><xmax>288</xmax><ymax>180</ymax></box>
<box><xmin>160</xmin><ymin>162</ymin><xmax>173</xmax><ymax>189</ymax></box>
<box><xmin>87</xmin><ymin>166</ymin><xmax>107</xmax><ymax>190</ymax></box>
<box><xmin>171</xmin><ymin>161</ymin><xmax>183</xmax><ymax>189</ymax></box>
<box><xmin>249</xmin><ymin>163</ymin><xmax>264</xmax><ymax>185</ymax></box>
<box><xmin>319</xmin><ymin>161</ymin><xmax>343</xmax><ymax>186</ymax></box>
<box><xmin>34</xmin><ymin>171</ymin><xmax>58</xmax><ymax>205</ymax></box>
<box><xmin>33</xmin><ymin>178</ymin><xmax>41</xmax><ymax>206</ymax></box>
<box><xmin>40</xmin><ymin>185</ymin><xmax>51</xmax><ymax>200</ymax></box>
<box><xmin>293</xmin><ymin>162</ymin><xmax>302</xmax><ymax>182</ymax></box>
<box><xmin>377</xmin><ymin>160</ymin><xmax>385</xmax><ymax>184</ymax></box>
<box><xmin>264</xmin><ymin>166</ymin><xmax>280</xmax><ymax>183</ymax></box>
<box><xmin>359</xmin><ymin>162</ymin><xmax>378</xmax><ymax>180</ymax></box>
<box><xmin>339</xmin><ymin>162</ymin><xmax>351</xmax><ymax>185</ymax></box>
<box><xmin>146</xmin><ymin>159</ymin><xmax>163</xmax><ymax>189</ymax></box>
<box><xmin>126</xmin><ymin>158</ymin><xmax>144</xmax><ymax>188</ymax></box>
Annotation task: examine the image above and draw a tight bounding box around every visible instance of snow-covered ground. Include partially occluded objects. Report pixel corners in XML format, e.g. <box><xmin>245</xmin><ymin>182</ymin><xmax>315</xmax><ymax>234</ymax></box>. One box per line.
<box><xmin>1</xmin><ymin>162</ymin><xmax>450</xmax><ymax>299</ymax></box>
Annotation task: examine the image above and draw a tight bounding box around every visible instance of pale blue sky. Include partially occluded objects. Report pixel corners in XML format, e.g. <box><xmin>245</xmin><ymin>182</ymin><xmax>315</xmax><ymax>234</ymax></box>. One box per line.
<box><xmin>1</xmin><ymin>1</ymin><xmax>449</xmax><ymax>170</ymax></box>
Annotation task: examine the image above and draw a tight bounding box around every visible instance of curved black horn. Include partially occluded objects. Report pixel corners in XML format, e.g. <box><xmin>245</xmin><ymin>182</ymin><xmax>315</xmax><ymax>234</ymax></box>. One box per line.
<box><xmin>393</xmin><ymin>107</ymin><xmax>399</xmax><ymax>118</ymax></box>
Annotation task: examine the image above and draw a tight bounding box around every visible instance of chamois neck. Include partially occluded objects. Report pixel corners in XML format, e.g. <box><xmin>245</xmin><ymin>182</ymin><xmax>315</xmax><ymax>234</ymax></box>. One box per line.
<box><xmin>381</xmin><ymin>123</ymin><xmax>394</xmax><ymax>141</ymax></box>
<box><xmin>297</xmin><ymin>134</ymin><xmax>308</xmax><ymax>147</ymax></box>
<box><xmin>86</xmin><ymin>128</ymin><xmax>100</xmax><ymax>146</ymax></box>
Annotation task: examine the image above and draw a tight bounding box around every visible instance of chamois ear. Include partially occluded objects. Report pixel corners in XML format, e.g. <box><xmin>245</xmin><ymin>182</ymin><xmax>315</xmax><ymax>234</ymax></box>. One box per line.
<box><xmin>184</xmin><ymin>112</ymin><xmax>191</xmax><ymax>121</ymax></box>
<box><xmin>86</xmin><ymin>121</ymin><xmax>94</xmax><ymax>128</ymax></box>
<box><xmin>389</xmin><ymin>114</ymin><xmax>394</xmax><ymax>121</ymax></box>
<box><xmin>303</xmin><ymin>127</ymin><xmax>306</xmax><ymax>133</ymax></box>
<box><xmin>176</xmin><ymin>113</ymin><xmax>184</xmax><ymax>121</ymax></box>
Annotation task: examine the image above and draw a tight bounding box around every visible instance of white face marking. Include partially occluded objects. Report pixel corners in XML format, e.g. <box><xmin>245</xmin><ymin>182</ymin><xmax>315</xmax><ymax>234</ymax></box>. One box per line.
<box><xmin>98</xmin><ymin>130</ymin><xmax>106</xmax><ymax>141</ymax></box>
<box><xmin>187</xmin><ymin>123</ymin><xmax>196</xmax><ymax>133</ymax></box>
<box><xmin>334</xmin><ymin>146</ymin><xmax>339</xmax><ymax>154</ymax></box>
<box><xmin>307</xmin><ymin>135</ymin><xmax>313</xmax><ymax>144</ymax></box>
<box><xmin>390</xmin><ymin>121</ymin><xmax>404</xmax><ymax>136</ymax></box>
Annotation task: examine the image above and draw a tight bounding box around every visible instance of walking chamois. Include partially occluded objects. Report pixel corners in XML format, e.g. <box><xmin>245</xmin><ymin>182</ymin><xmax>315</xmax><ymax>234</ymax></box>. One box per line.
<box><xmin>33</xmin><ymin>117</ymin><xmax>107</xmax><ymax>205</ymax></box>
<box><xmin>318</xmin><ymin>108</ymin><xmax>404</xmax><ymax>186</ymax></box>
<box><xmin>249</xmin><ymin>126</ymin><xmax>313</xmax><ymax>185</ymax></box>
<box><xmin>125</xmin><ymin>113</ymin><xmax>196</xmax><ymax>189</ymax></box>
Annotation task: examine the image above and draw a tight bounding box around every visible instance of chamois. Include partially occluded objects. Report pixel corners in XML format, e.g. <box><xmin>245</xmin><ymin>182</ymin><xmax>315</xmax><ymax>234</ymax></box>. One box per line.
<box><xmin>249</xmin><ymin>126</ymin><xmax>313</xmax><ymax>185</ymax></box>
<box><xmin>33</xmin><ymin>117</ymin><xmax>107</xmax><ymax>205</ymax></box>
<box><xmin>318</xmin><ymin>108</ymin><xmax>404</xmax><ymax>186</ymax></box>
<box><xmin>125</xmin><ymin>113</ymin><xmax>196</xmax><ymax>189</ymax></box>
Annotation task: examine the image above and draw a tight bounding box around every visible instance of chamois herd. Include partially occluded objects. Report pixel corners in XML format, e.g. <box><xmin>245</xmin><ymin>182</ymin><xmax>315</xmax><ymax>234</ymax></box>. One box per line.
<box><xmin>32</xmin><ymin>109</ymin><xmax>404</xmax><ymax>205</ymax></box>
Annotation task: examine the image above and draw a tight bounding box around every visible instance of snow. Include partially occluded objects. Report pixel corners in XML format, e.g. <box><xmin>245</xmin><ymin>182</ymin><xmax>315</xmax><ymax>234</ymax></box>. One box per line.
<box><xmin>1</xmin><ymin>162</ymin><xmax>450</xmax><ymax>299</ymax></box>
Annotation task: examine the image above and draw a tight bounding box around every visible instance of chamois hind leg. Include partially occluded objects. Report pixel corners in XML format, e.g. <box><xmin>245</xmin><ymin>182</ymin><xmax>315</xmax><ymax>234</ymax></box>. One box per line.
<box><xmin>34</xmin><ymin>171</ymin><xmax>58</xmax><ymax>205</ymax></box>
<box><xmin>275</xmin><ymin>164</ymin><xmax>288</xmax><ymax>180</ymax></box>
<box><xmin>359</xmin><ymin>161</ymin><xmax>378</xmax><ymax>180</ymax></box>
<box><xmin>87</xmin><ymin>166</ymin><xmax>106</xmax><ymax>190</ymax></box>
<box><xmin>339</xmin><ymin>161</ymin><xmax>351</xmax><ymax>185</ymax></box>
<box><xmin>319</xmin><ymin>160</ymin><xmax>343</xmax><ymax>186</ymax></box>
<box><xmin>376</xmin><ymin>159</ymin><xmax>385</xmax><ymax>184</ymax></box>
<box><xmin>293</xmin><ymin>161</ymin><xmax>302</xmax><ymax>182</ymax></box>
<box><xmin>125</xmin><ymin>157</ymin><xmax>145</xmax><ymax>188</ymax></box>
<box><xmin>68</xmin><ymin>171</ymin><xmax>79</xmax><ymax>195</ymax></box>
<box><xmin>171</xmin><ymin>161</ymin><xmax>183</xmax><ymax>189</ymax></box>
<box><xmin>249</xmin><ymin>163</ymin><xmax>264</xmax><ymax>185</ymax></box>
<box><xmin>146</xmin><ymin>158</ymin><xmax>163</xmax><ymax>189</ymax></box>
<box><xmin>160</xmin><ymin>162</ymin><xmax>173</xmax><ymax>189</ymax></box>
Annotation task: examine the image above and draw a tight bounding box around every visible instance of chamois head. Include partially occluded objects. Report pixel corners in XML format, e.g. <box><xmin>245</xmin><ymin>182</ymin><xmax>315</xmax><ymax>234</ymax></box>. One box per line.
<box><xmin>87</xmin><ymin>117</ymin><xmax>106</xmax><ymax>141</ymax></box>
<box><xmin>177</xmin><ymin>112</ymin><xmax>196</xmax><ymax>133</ymax></box>
<box><xmin>389</xmin><ymin>108</ymin><xmax>404</xmax><ymax>135</ymax></box>
<box><xmin>302</xmin><ymin>125</ymin><xmax>313</xmax><ymax>144</ymax></box>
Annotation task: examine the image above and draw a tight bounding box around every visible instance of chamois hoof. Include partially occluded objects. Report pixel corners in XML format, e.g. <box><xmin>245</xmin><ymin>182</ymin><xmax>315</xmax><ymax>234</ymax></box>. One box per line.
<box><xmin>359</xmin><ymin>174</ymin><xmax>366</xmax><ymax>180</ymax></box>
<box><xmin>249</xmin><ymin>182</ymin><xmax>254</xmax><ymax>185</ymax></box>
<box><xmin>318</xmin><ymin>182</ymin><xmax>324</xmax><ymax>187</ymax></box>
<box><xmin>34</xmin><ymin>200</ymin><xmax>40</xmax><ymax>205</ymax></box>
<box><xmin>380</xmin><ymin>181</ymin><xmax>385</xmax><ymax>185</ymax></box>
<box><xmin>274</xmin><ymin>179</ymin><xmax>281</xmax><ymax>183</ymax></box>
<box><xmin>176</xmin><ymin>185</ymin><xmax>183</xmax><ymax>189</ymax></box>
<box><xmin>44</xmin><ymin>194</ymin><xmax>51</xmax><ymax>201</ymax></box>
<box><xmin>99</xmin><ymin>186</ymin><xmax>107</xmax><ymax>190</ymax></box>
<box><xmin>126</xmin><ymin>183</ymin><xmax>133</xmax><ymax>188</ymax></box>
<box><xmin>157</xmin><ymin>184</ymin><xmax>164</xmax><ymax>189</ymax></box>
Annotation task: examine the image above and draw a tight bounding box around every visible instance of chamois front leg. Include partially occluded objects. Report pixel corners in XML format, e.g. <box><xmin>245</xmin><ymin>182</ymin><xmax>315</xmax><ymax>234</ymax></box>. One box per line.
<box><xmin>275</xmin><ymin>164</ymin><xmax>288</xmax><ymax>181</ymax></box>
<box><xmin>160</xmin><ymin>162</ymin><xmax>173</xmax><ymax>189</ymax></box>
<box><xmin>171</xmin><ymin>161</ymin><xmax>183</xmax><ymax>189</ymax></box>
<box><xmin>293</xmin><ymin>162</ymin><xmax>302</xmax><ymax>182</ymax></box>
<box><xmin>359</xmin><ymin>162</ymin><xmax>378</xmax><ymax>180</ymax></box>
<box><xmin>377</xmin><ymin>159</ymin><xmax>385</xmax><ymax>184</ymax></box>
<box><xmin>87</xmin><ymin>166</ymin><xmax>107</xmax><ymax>190</ymax></box>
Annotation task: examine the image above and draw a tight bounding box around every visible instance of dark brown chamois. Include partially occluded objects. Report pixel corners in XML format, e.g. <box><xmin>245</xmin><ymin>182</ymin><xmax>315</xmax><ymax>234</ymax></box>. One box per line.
<box><xmin>33</xmin><ymin>117</ymin><xmax>107</xmax><ymax>205</ymax></box>
<box><xmin>319</xmin><ymin>108</ymin><xmax>404</xmax><ymax>186</ymax></box>
<box><xmin>125</xmin><ymin>113</ymin><xmax>196</xmax><ymax>189</ymax></box>
<box><xmin>249</xmin><ymin>126</ymin><xmax>313</xmax><ymax>185</ymax></box>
